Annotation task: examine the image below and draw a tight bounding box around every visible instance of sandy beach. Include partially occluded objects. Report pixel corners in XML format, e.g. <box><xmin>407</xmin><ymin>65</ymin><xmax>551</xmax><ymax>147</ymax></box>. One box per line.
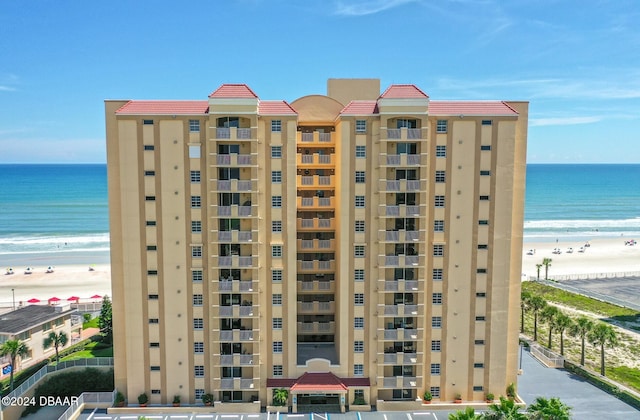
<box><xmin>522</xmin><ymin>236</ymin><xmax>640</xmax><ymax>279</ymax></box>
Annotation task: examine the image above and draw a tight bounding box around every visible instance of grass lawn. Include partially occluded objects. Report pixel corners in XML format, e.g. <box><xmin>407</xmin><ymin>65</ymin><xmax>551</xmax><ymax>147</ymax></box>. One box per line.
<box><xmin>59</xmin><ymin>341</ymin><xmax>112</xmax><ymax>361</ymax></box>
<box><xmin>82</xmin><ymin>317</ymin><xmax>100</xmax><ymax>329</ymax></box>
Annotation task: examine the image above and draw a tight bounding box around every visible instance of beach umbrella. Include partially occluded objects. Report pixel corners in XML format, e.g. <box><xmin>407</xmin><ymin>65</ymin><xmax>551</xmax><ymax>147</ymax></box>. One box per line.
<box><xmin>48</xmin><ymin>297</ymin><xmax>60</xmax><ymax>304</ymax></box>
<box><xmin>90</xmin><ymin>294</ymin><xmax>102</xmax><ymax>300</ymax></box>
<box><xmin>67</xmin><ymin>296</ymin><xmax>80</xmax><ymax>302</ymax></box>
<box><xmin>27</xmin><ymin>298</ymin><xmax>40</xmax><ymax>303</ymax></box>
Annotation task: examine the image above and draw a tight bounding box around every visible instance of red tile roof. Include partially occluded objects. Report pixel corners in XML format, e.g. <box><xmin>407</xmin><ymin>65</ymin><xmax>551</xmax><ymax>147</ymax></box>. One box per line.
<box><xmin>115</xmin><ymin>101</ymin><xmax>209</xmax><ymax>115</ymax></box>
<box><xmin>209</xmin><ymin>84</ymin><xmax>259</xmax><ymax>98</ymax></box>
<box><xmin>340</xmin><ymin>100</ymin><xmax>379</xmax><ymax>115</ymax></box>
<box><xmin>259</xmin><ymin>100</ymin><xmax>297</xmax><ymax>115</ymax></box>
<box><xmin>380</xmin><ymin>84</ymin><xmax>429</xmax><ymax>99</ymax></box>
<box><xmin>266</xmin><ymin>373</ymin><xmax>370</xmax><ymax>390</ymax></box>
<box><xmin>429</xmin><ymin>101</ymin><xmax>518</xmax><ymax>116</ymax></box>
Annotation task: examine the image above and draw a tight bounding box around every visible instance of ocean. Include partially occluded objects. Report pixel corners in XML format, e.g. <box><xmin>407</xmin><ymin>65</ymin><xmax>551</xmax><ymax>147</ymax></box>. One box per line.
<box><xmin>0</xmin><ymin>164</ymin><xmax>639</xmax><ymax>258</ymax></box>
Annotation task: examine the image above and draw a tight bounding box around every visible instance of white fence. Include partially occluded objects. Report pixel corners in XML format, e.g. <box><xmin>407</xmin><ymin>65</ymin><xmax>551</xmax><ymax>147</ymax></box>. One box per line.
<box><xmin>530</xmin><ymin>344</ymin><xmax>564</xmax><ymax>368</ymax></box>
<box><xmin>57</xmin><ymin>390</ymin><xmax>115</xmax><ymax>420</ymax></box>
<box><xmin>528</xmin><ymin>271</ymin><xmax>640</xmax><ymax>281</ymax></box>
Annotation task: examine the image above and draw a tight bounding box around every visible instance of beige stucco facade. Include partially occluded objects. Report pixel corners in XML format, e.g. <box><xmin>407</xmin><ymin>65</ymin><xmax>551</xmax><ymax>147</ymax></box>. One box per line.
<box><xmin>105</xmin><ymin>79</ymin><xmax>528</xmax><ymax>410</ymax></box>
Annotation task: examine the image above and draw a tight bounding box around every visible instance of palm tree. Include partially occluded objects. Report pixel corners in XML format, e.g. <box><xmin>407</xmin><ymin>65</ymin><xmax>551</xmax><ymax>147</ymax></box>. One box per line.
<box><xmin>540</xmin><ymin>306</ymin><xmax>560</xmax><ymax>349</ymax></box>
<box><xmin>527</xmin><ymin>396</ymin><xmax>572</xmax><ymax>419</ymax></box>
<box><xmin>527</xmin><ymin>296</ymin><xmax>547</xmax><ymax>342</ymax></box>
<box><xmin>0</xmin><ymin>339</ymin><xmax>30</xmax><ymax>391</ymax></box>
<box><xmin>588</xmin><ymin>322</ymin><xmax>618</xmax><ymax>376</ymax></box>
<box><xmin>485</xmin><ymin>397</ymin><xmax>527</xmax><ymax>420</ymax></box>
<box><xmin>569</xmin><ymin>316</ymin><xmax>594</xmax><ymax>366</ymax></box>
<box><xmin>535</xmin><ymin>264</ymin><xmax>542</xmax><ymax>281</ymax></box>
<box><xmin>43</xmin><ymin>331</ymin><xmax>68</xmax><ymax>364</ymax></box>
<box><xmin>273</xmin><ymin>388</ymin><xmax>289</xmax><ymax>406</ymax></box>
<box><xmin>542</xmin><ymin>258</ymin><xmax>552</xmax><ymax>280</ymax></box>
<box><xmin>553</xmin><ymin>314</ymin><xmax>573</xmax><ymax>356</ymax></box>
<box><xmin>520</xmin><ymin>291</ymin><xmax>531</xmax><ymax>333</ymax></box>
<box><xmin>449</xmin><ymin>406</ymin><xmax>485</xmax><ymax>419</ymax></box>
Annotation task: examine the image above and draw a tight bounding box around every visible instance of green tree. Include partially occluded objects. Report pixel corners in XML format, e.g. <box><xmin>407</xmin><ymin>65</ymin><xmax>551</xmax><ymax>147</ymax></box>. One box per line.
<box><xmin>535</xmin><ymin>264</ymin><xmax>542</xmax><ymax>281</ymax></box>
<box><xmin>99</xmin><ymin>295</ymin><xmax>113</xmax><ymax>344</ymax></box>
<box><xmin>449</xmin><ymin>406</ymin><xmax>485</xmax><ymax>419</ymax></box>
<box><xmin>527</xmin><ymin>396</ymin><xmax>572</xmax><ymax>420</ymax></box>
<box><xmin>540</xmin><ymin>306</ymin><xmax>560</xmax><ymax>349</ymax></box>
<box><xmin>485</xmin><ymin>397</ymin><xmax>527</xmax><ymax>420</ymax></box>
<box><xmin>43</xmin><ymin>331</ymin><xmax>68</xmax><ymax>364</ymax></box>
<box><xmin>0</xmin><ymin>339</ymin><xmax>30</xmax><ymax>391</ymax></box>
<box><xmin>542</xmin><ymin>258</ymin><xmax>552</xmax><ymax>280</ymax></box>
<box><xmin>520</xmin><ymin>291</ymin><xmax>531</xmax><ymax>334</ymax></box>
<box><xmin>588</xmin><ymin>322</ymin><xmax>618</xmax><ymax>376</ymax></box>
<box><xmin>568</xmin><ymin>316</ymin><xmax>594</xmax><ymax>366</ymax></box>
<box><xmin>273</xmin><ymin>388</ymin><xmax>288</xmax><ymax>406</ymax></box>
<box><xmin>553</xmin><ymin>313</ymin><xmax>573</xmax><ymax>356</ymax></box>
<box><xmin>527</xmin><ymin>296</ymin><xmax>547</xmax><ymax>342</ymax></box>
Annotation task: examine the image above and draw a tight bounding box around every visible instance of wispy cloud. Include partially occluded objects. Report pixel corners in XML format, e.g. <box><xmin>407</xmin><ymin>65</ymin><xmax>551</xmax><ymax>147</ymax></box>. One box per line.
<box><xmin>529</xmin><ymin>116</ymin><xmax>602</xmax><ymax>127</ymax></box>
<box><xmin>0</xmin><ymin>85</ymin><xmax>16</xmax><ymax>92</ymax></box>
<box><xmin>333</xmin><ymin>0</ymin><xmax>420</xmax><ymax>16</ymax></box>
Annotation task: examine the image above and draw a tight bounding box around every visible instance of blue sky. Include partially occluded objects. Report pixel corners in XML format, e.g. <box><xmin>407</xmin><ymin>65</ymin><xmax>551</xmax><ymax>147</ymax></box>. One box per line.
<box><xmin>1</xmin><ymin>0</ymin><xmax>639</xmax><ymax>163</ymax></box>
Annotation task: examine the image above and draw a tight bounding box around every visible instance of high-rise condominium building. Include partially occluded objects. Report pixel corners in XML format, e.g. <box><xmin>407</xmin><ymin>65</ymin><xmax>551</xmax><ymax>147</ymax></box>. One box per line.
<box><xmin>105</xmin><ymin>79</ymin><xmax>528</xmax><ymax>412</ymax></box>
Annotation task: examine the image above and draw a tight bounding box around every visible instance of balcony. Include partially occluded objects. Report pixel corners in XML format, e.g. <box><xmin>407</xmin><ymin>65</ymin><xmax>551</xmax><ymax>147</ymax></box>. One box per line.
<box><xmin>383</xmin><ymin>127</ymin><xmax>425</xmax><ymax>141</ymax></box>
<box><xmin>214</xmin><ymin>179</ymin><xmax>257</xmax><ymax>192</ymax></box>
<box><xmin>297</xmin><ymin>280</ymin><xmax>335</xmax><ymax>293</ymax></box>
<box><xmin>298</xmin><ymin>132</ymin><xmax>334</xmax><ymax>145</ymax></box>
<box><xmin>296</xmin><ymin>321</ymin><xmax>336</xmax><ymax>334</ymax></box>
<box><xmin>297</xmin><ymin>175</ymin><xmax>335</xmax><ymax>189</ymax></box>
<box><xmin>216</xmin><ymin>205</ymin><xmax>256</xmax><ymax>218</ymax></box>
<box><xmin>378</xmin><ymin>376</ymin><xmax>421</xmax><ymax>389</ymax></box>
<box><xmin>297</xmin><ymin>196</ymin><xmax>335</xmax><ymax>209</ymax></box>
<box><xmin>380</xmin><ymin>352</ymin><xmax>419</xmax><ymax>365</ymax></box>
<box><xmin>297</xmin><ymin>238</ymin><xmax>335</xmax><ymax>252</ymax></box>
<box><xmin>297</xmin><ymin>153</ymin><xmax>334</xmax><ymax>166</ymax></box>
<box><xmin>377</xmin><ymin>254</ymin><xmax>424</xmax><ymax>267</ymax></box>
<box><xmin>297</xmin><ymin>301</ymin><xmax>335</xmax><ymax>314</ymax></box>
<box><xmin>213</xmin><ymin>255</ymin><xmax>257</xmax><ymax>268</ymax></box>
<box><xmin>218</xmin><ymin>354</ymin><xmax>256</xmax><ymax>366</ymax></box>
<box><xmin>378</xmin><ymin>304</ymin><xmax>422</xmax><ymax>317</ymax></box>
<box><xmin>377</xmin><ymin>205</ymin><xmax>425</xmax><ymax>218</ymax></box>
<box><xmin>378</xmin><ymin>179</ymin><xmax>427</xmax><ymax>192</ymax></box>
<box><xmin>297</xmin><ymin>218</ymin><xmax>336</xmax><ymax>231</ymax></box>
<box><xmin>214</xmin><ymin>230</ymin><xmax>257</xmax><ymax>243</ymax></box>
<box><xmin>215</xmin><ymin>127</ymin><xmax>253</xmax><ymax>140</ymax></box>
<box><xmin>379</xmin><ymin>153</ymin><xmax>428</xmax><ymax>167</ymax></box>
<box><xmin>215</xmin><ymin>280</ymin><xmax>257</xmax><ymax>293</ymax></box>
<box><xmin>215</xmin><ymin>305</ymin><xmax>257</xmax><ymax>318</ymax></box>
<box><xmin>217</xmin><ymin>330</ymin><xmax>254</xmax><ymax>342</ymax></box>
<box><xmin>218</xmin><ymin>378</ymin><xmax>257</xmax><ymax>390</ymax></box>
<box><xmin>377</xmin><ymin>279</ymin><xmax>419</xmax><ymax>292</ymax></box>
<box><xmin>297</xmin><ymin>260</ymin><xmax>335</xmax><ymax>272</ymax></box>
<box><xmin>377</xmin><ymin>229</ymin><xmax>425</xmax><ymax>242</ymax></box>
<box><xmin>380</xmin><ymin>328</ymin><xmax>420</xmax><ymax>341</ymax></box>
<box><xmin>214</xmin><ymin>154</ymin><xmax>255</xmax><ymax>166</ymax></box>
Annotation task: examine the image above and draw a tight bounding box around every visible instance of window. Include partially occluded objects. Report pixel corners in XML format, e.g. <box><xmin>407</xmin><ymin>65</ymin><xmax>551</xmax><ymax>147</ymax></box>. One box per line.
<box><xmin>144</xmin><ymin>144</ymin><xmax>154</xmax><ymax>151</ymax></box>
<box><xmin>430</xmin><ymin>387</ymin><xmax>440</xmax><ymax>398</ymax></box>
<box><xmin>272</xmin><ymin>245</ymin><xmax>282</xmax><ymax>258</ymax></box>
<box><xmin>480</xmin><ymin>195</ymin><xmax>490</xmax><ymax>201</ymax></box>
<box><xmin>432</xmin><ymin>316</ymin><xmax>442</xmax><ymax>328</ymax></box>
<box><xmin>355</xmin><ymin>196</ymin><xmax>365</xmax><ymax>208</ymax></box>
<box><xmin>151</xmin><ymin>389</ymin><xmax>161</xmax><ymax>395</ymax></box>
<box><xmin>478</xmin><ymin>244</ymin><xmax>488</xmax><ymax>250</ymax></box>
<box><xmin>473</xmin><ymin>385</ymin><xmax>484</xmax><ymax>392</ymax></box>
<box><xmin>144</xmin><ymin>170</ymin><xmax>155</xmax><ymax>176</ymax></box>
<box><xmin>435</xmin><ymin>145</ymin><xmax>446</xmax><ymax>157</ymax></box>
<box><xmin>191</xmin><ymin>196</ymin><xmax>201</xmax><ymax>208</ymax></box>
<box><xmin>192</xmin><ymin>221</ymin><xmax>202</xmax><ymax>233</ymax></box>
<box><xmin>150</xmin><ymin>342</ymin><xmax>160</xmax><ymax>348</ymax></box>
<box><xmin>271</xmin><ymin>146</ymin><xmax>282</xmax><ymax>158</ymax></box>
<box><xmin>435</xmin><ymin>170</ymin><xmax>446</xmax><ymax>183</ymax></box>
<box><xmin>194</xmin><ymin>365</ymin><xmax>205</xmax><ymax>377</ymax></box>
<box><xmin>432</xmin><ymin>293</ymin><xmax>443</xmax><ymax>304</ymax></box>
<box><xmin>271</xmin><ymin>120</ymin><xmax>282</xmax><ymax>132</ymax></box>
<box><xmin>273</xmin><ymin>341</ymin><xmax>283</xmax><ymax>353</ymax></box>
<box><xmin>356</xmin><ymin>120</ymin><xmax>366</xmax><ymax>133</ymax></box>
<box><xmin>194</xmin><ymin>342</ymin><xmax>204</xmax><ymax>353</ymax></box>
<box><xmin>147</xmin><ymin>270</ymin><xmax>158</xmax><ymax>275</ymax></box>
<box><xmin>355</xmin><ymin>171</ymin><xmax>366</xmax><ymax>183</ymax></box>
<box><xmin>476</xmin><ymin>316</ymin><xmax>486</xmax><ymax>321</ymax></box>
<box><xmin>189</xmin><ymin>145</ymin><xmax>201</xmax><ymax>158</ymax></box>
<box><xmin>272</xmin><ymin>221</ymin><xmax>282</xmax><ymax>232</ymax></box>
<box><xmin>272</xmin><ymin>195</ymin><xmax>282</xmax><ymax>207</ymax></box>
<box><xmin>273</xmin><ymin>365</ymin><xmax>283</xmax><ymax>376</ymax></box>
<box><xmin>148</xmin><ymin>294</ymin><xmax>158</xmax><ymax>300</ymax></box>
<box><xmin>273</xmin><ymin>294</ymin><xmax>282</xmax><ymax>305</ymax></box>
<box><xmin>430</xmin><ymin>363</ymin><xmax>441</xmax><ymax>375</ymax></box>
<box><xmin>145</xmin><ymin>196</ymin><xmax>156</xmax><ymax>201</ymax></box>
<box><xmin>272</xmin><ymin>270</ymin><xmax>282</xmax><ymax>282</ymax></box>
<box><xmin>434</xmin><ymin>195</ymin><xmax>445</xmax><ymax>207</ymax></box>
<box><xmin>354</xmin><ymin>245</ymin><xmax>365</xmax><ymax>257</ymax></box>
<box><xmin>480</xmin><ymin>170</ymin><xmax>490</xmax><ymax>176</ymax></box>
<box><xmin>354</xmin><ymin>364</ymin><xmax>364</xmax><ymax>375</ymax></box>
<box><xmin>433</xmin><ymin>244</ymin><xmax>444</xmax><ymax>257</ymax></box>
<box><xmin>354</xmin><ymin>293</ymin><xmax>364</xmax><ymax>305</ymax></box>
<box><xmin>434</xmin><ymin>220</ymin><xmax>444</xmax><ymax>232</ymax></box>
<box><xmin>436</xmin><ymin>120</ymin><xmax>447</xmax><ymax>133</ymax></box>
<box><xmin>481</xmin><ymin>120</ymin><xmax>492</xmax><ymax>126</ymax></box>
<box><xmin>192</xmin><ymin>270</ymin><xmax>203</xmax><ymax>282</ymax></box>
<box><xmin>476</xmin><ymin>292</ymin><xmax>486</xmax><ymax>297</ymax></box>
<box><xmin>190</xmin><ymin>170</ymin><xmax>201</xmax><ymax>183</ymax></box>
<box><xmin>150</xmin><ymin>366</ymin><xmax>161</xmax><ymax>371</ymax></box>
<box><xmin>432</xmin><ymin>268</ymin><xmax>443</xmax><ymax>281</ymax></box>
<box><xmin>147</xmin><ymin>245</ymin><xmax>157</xmax><ymax>251</ymax></box>
<box><xmin>354</xmin><ymin>341</ymin><xmax>364</xmax><ymax>352</ymax></box>
<box><xmin>355</xmin><ymin>145</ymin><xmax>366</xmax><ymax>157</ymax></box>
<box><xmin>354</xmin><ymin>269</ymin><xmax>365</xmax><ymax>282</ymax></box>
<box><xmin>195</xmin><ymin>389</ymin><xmax>205</xmax><ymax>400</ymax></box>
<box><xmin>271</xmin><ymin>171</ymin><xmax>282</xmax><ymax>183</ymax></box>
<box><xmin>273</xmin><ymin>318</ymin><xmax>282</xmax><ymax>329</ymax></box>
<box><xmin>189</xmin><ymin>120</ymin><xmax>200</xmax><ymax>132</ymax></box>
<box><xmin>475</xmin><ymin>339</ymin><xmax>485</xmax><ymax>345</ymax></box>
<box><xmin>355</xmin><ymin>220</ymin><xmax>365</xmax><ymax>232</ymax></box>
<box><xmin>193</xmin><ymin>318</ymin><xmax>204</xmax><ymax>330</ymax></box>
<box><xmin>192</xmin><ymin>246</ymin><xmax>202</xmax><ymax>258</ymax></box>
<box><xmin>479</xmin><ymin>220</ymin><xmax>489</xmax><ymax>225</ymax></box>
<box><xmin>481</xmin><ymin>145</ymin><xmax>492</xmax><ymax>151</ymax></box>
<box><xmin>354</xmin><ymin>390</ymin><xmax>365</xmax><ymax>399</ymax></box>
<box><xmin>146</xmin><ymin>221</ymin><xmax>156</xmax><ymax>226</ymax></box>
<box><xmin>143</xmin><ymin>119</ymin><xmax>154</xmax><ymax>125</ymax></box>
<box><xmin>193</xmin><ymin>294</ymin><xmax>203</xmax><ymax>306</ymax></box>
<box><xmin>431</xmin><ymin>340</ymin><xmax>441</xmax><ymax>351</ymax></box>
<box><xmin>149</xmin><ymin>318</ymin><xmax>159</xmax><ymax>324</ymax></box>
<box><xmin>354</xmin><ymin>317</ymin><xmax>364</xmax><ymax>329</ymax></box>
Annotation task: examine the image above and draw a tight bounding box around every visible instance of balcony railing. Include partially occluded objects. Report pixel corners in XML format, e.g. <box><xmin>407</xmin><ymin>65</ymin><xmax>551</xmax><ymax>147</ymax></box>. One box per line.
<box><xmin>297</xmin><ymin>218</ymin><xmax>335</xmax><ymax>231</ymax></box>
<box><xmin>383</xmin><ymin>127</ymin><xmax>425</xmax><ymax>141</ymax></box>
<box><xmin>378</xmin><ymin>179</ymin><xmax>427</xmax><ymax>192</ymax></box>
<box><xmin>217</xmin><ymin>378</ymin><xmax>256</xmax><ymax>390</ymax></box>
<box><xmin>378</xmin><ymin>229</ymin><xmax>425</xmax><ymax>242</ymax></box>
<box><xmin>299</xmin><ymin>132</ymin><xmax>335</xmax><ymax>144</ymax></box>
<box><xmin>297</xmin><ymin>280</ymin><xmax>334</xmax><ymax>293</ymax></box>
<box><xmin>379</xmin><ymin>153</ymin><xmax>428</xmax><ymax>167</ymax></box>
<box><xmin>380</xmin><ymin>328</ymin><xmax>419</xmax><ymax>341</ymax></box>
<box><xmin>297</xmin><ymin>153</ymin><xmax>334</xmax><ymax>166</ymax></box>
<box><xmin>215</xmin><ymin>179</ymin><xmax>256</xmax><ymax>192</ymax></box>
<box><xmin>214</xmin><ymin>154</ymin><xmax>255</xmax><ymax>166</ymax></box>
<box><xmin>214</xmin><ymin>255</ymin><xmax>257</xmax><ymax>268</ymax></box>
<box><xmin>218</xmin><ymin>354</ymin><xmax>256</xmax><ymax>366</ymax></box>
<box><xmin>215</xmin><ymin>127</ymin><xmax>253</xmax><ymax>140</ymax></box>
<box><xmin>377</xmin><ymin>254</ymin><xmax>424</xmax><ymax>267</ymax></box>
<box><xmin>215</xmin><ymin>305</ymin><xmax>257</xmax><ymax>318</ymax></box>
<box><xmin>380</xmin><ymin>352</ymin><xmax>419</xmax><ymax>365</ymax></box>
<box><xmin>297</xmin><ymin>196</ymin><xmax>335</xmax><ymax>209</ymax></box>
<box><xmin>215</xmin><ymin>280</ymin><xmax>256</xmax><ymax>293</ymax></box>
<box><xmin>379</xmin><ymin>304</ymin><xmax>421</xmax><ymax>317</ymax></box>
<box><xmin>214</xmin><ymin>230</ymin><xmax>256</xmax><ymax>243</ymax></box>
<box><xmin>217</xmin><ymin>330</ymin><xmax>254</xmax><ymax>342</ymax></box>
<box><xmin>378</xmin><ymin>279</ymin><xmax>419</xmax><ymax>292</ymax></box>
<box><xmin>297</xmin><ymin>175</ymin><xmax>335</xmax><ymax>189</ymax></box>
<box><xmin>378</xmin><ymin>376</ymin><xmax>421</xmax><ymax>389</ymax></box>
<box><xmin>297</xmin><ymin>239</ymin><xmax>335</xmax><ymax>251</ymax></box>
<box><xmin>296</xmin><ymin>321</ymin><xmax>336</xmax><ymax>334</ymax></box>
<box><xmin>297</xmin><ymin>301</ymin><xmax>335</xmax><ymax>314</ymax></box>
